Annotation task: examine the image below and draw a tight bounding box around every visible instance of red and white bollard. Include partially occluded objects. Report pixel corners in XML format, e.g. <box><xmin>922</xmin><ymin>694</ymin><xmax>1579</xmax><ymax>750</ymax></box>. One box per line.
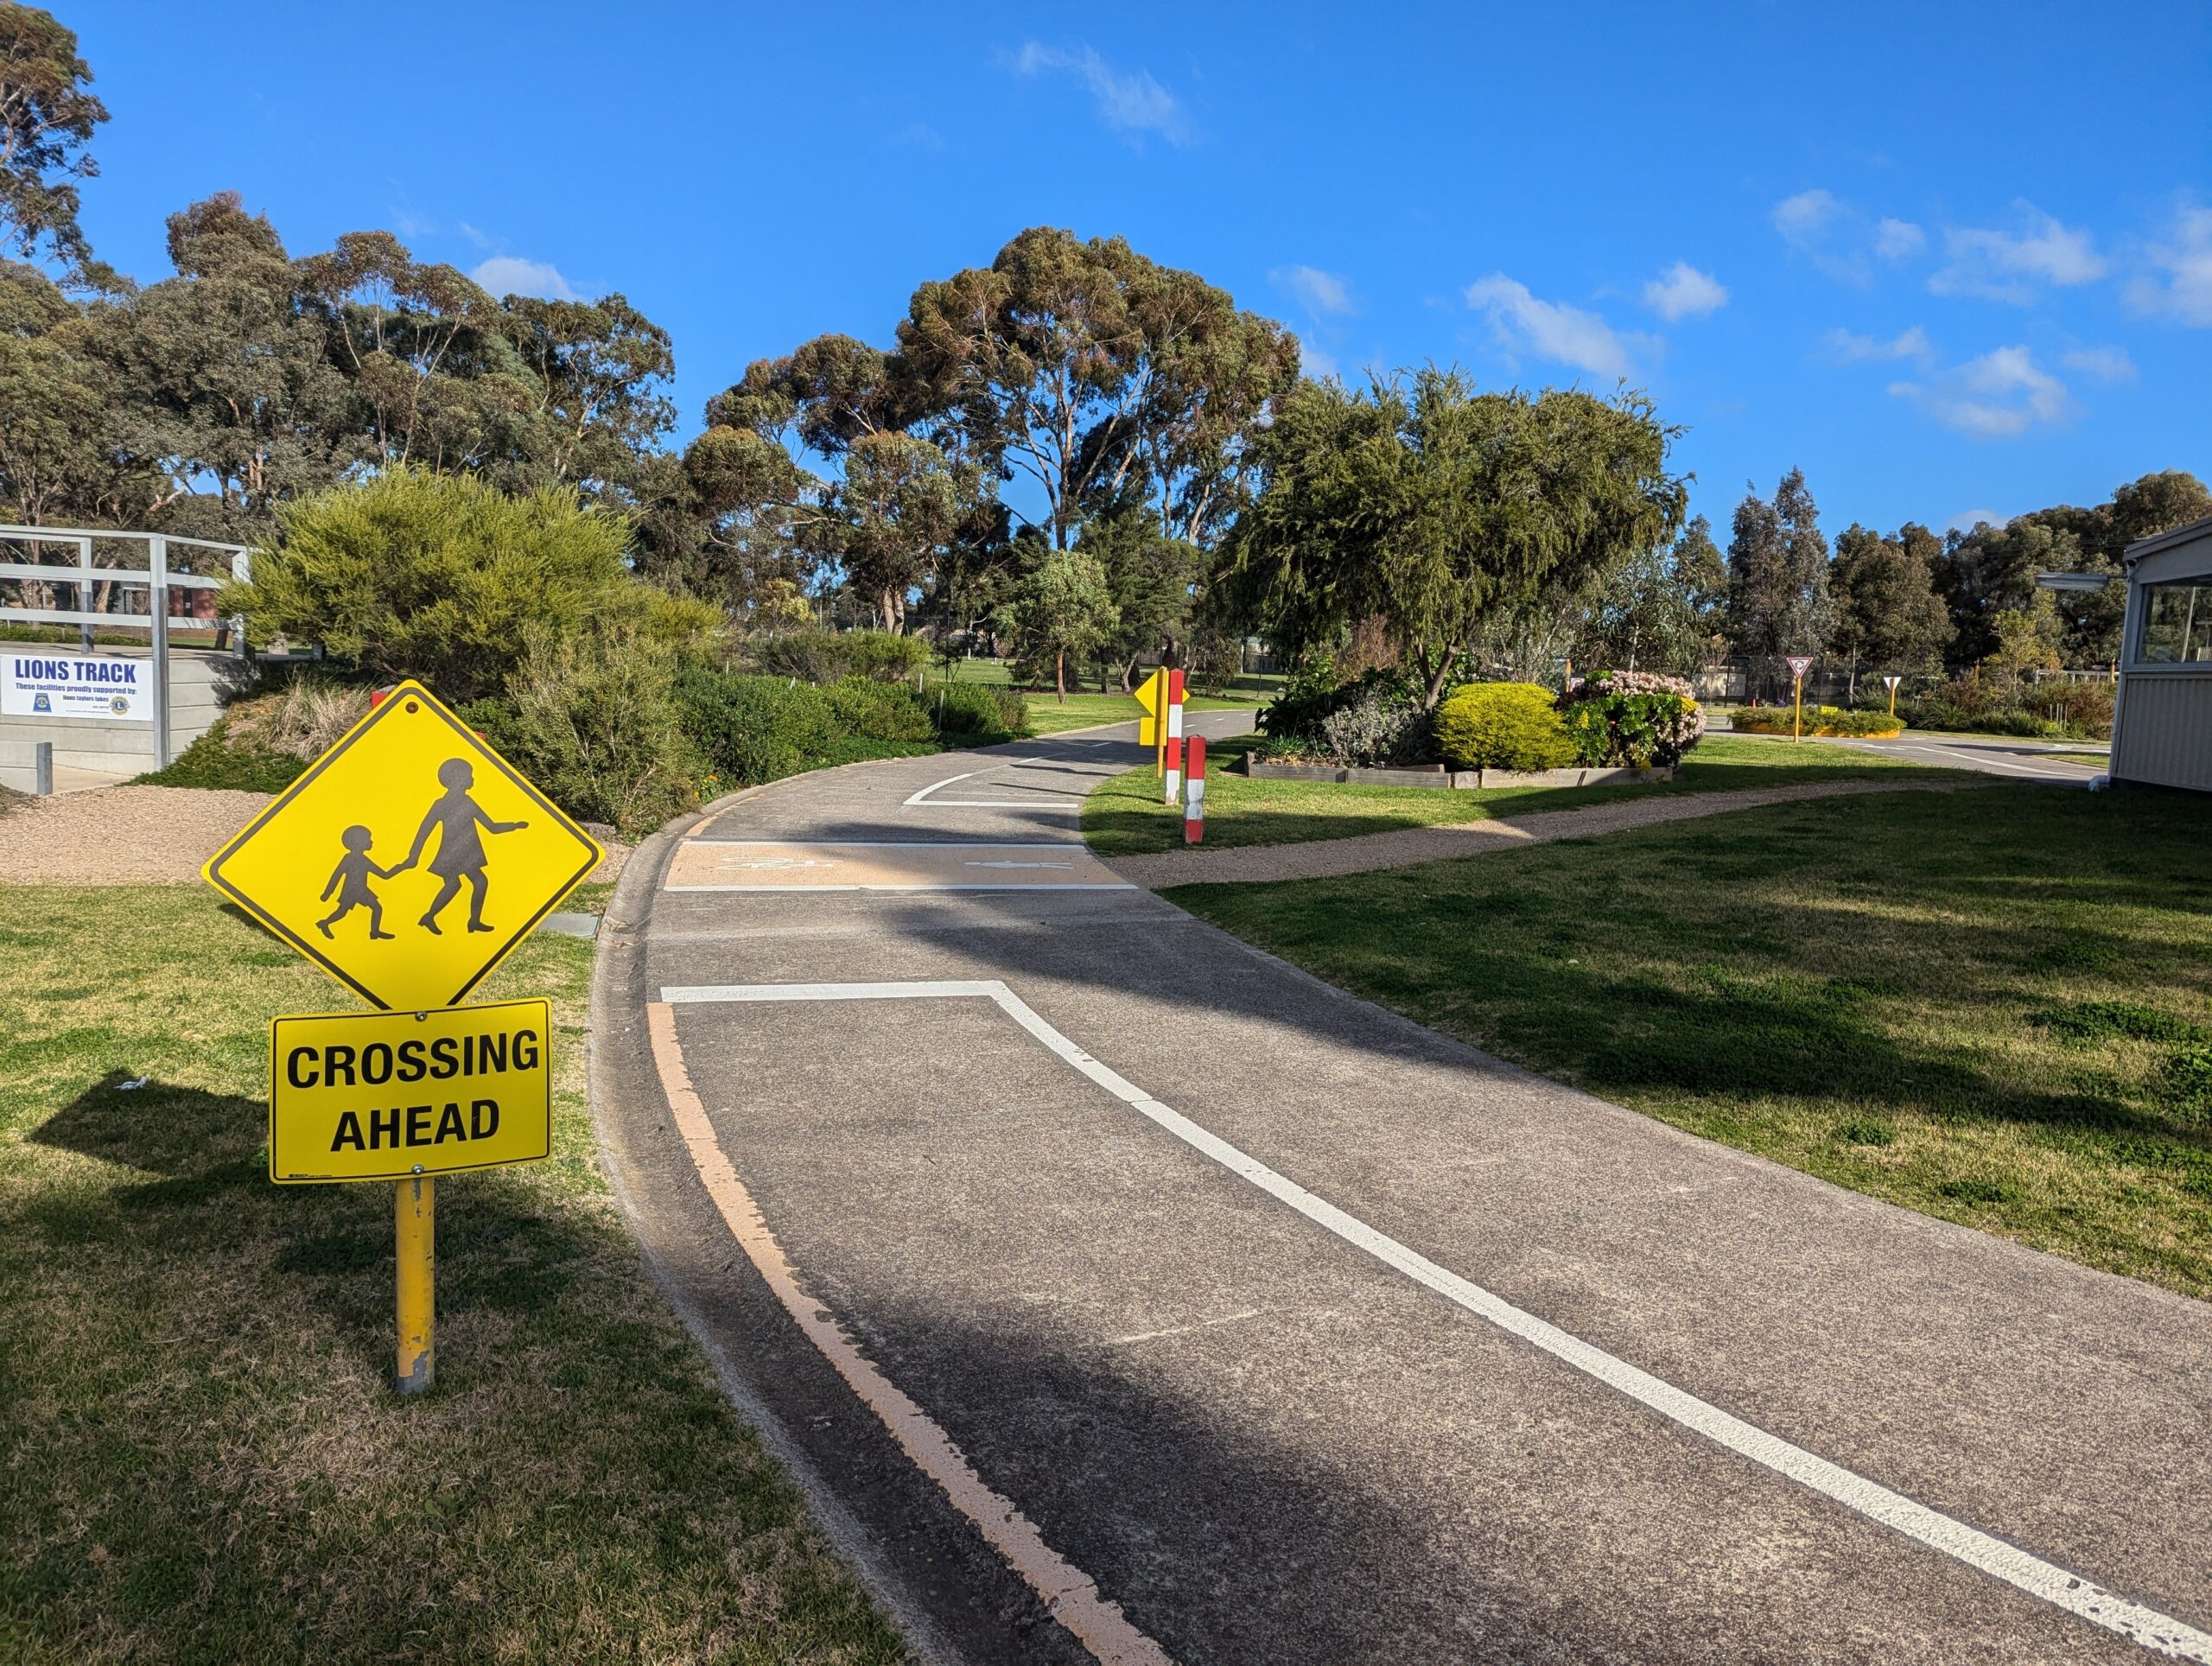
<box><xmin>1161</xmin><ymin>670</ymin><xmax>1186</xmax><ymax>805</ymax></box>
<box><xmin>1184</xmin><ymin>734</ymin><xmax>1206</xmax><ymax>843</ymax></box>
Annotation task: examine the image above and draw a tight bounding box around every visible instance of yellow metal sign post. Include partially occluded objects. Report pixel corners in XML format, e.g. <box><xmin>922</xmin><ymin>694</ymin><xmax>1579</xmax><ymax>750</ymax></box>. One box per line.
<box><xmin>206</xmin><ymin>680</ymin><xmax>599</xmax><ymax>1395</ymax></box>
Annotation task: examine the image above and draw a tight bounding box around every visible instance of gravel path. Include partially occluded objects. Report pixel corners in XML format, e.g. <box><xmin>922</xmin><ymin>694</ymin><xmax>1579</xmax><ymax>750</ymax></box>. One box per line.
<box><xmin>1105</xmin><ymin>778</ymin><xmax>1961</xmax><ymax>888</ymax></box>
<box><xmin>0</xmin><ymin>785</ymin><xmax>632</xmax><ymax>887</ymax></box>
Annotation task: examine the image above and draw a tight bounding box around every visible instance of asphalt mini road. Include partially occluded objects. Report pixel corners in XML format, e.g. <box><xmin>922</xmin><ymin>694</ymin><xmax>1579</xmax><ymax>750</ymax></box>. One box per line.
<box><xmin>591</xmin><ymin>718</ymin><xmax>2210</xmax><ymax>1666</ymax></box>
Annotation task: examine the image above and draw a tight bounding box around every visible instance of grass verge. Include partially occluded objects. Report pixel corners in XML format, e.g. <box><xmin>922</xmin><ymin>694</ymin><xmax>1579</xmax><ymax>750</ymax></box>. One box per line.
<box><xmin>0</xmin><ymin>884</ymin><xmax>901</xmax><ymax>1663</ymax></box>
<box><xmin>1020</xmin><ymin>690</ymin><xmax>1260</xmax><ymax>737</ymax></box>
<box><xmin>1086</xmin><ymin>732</ymin><xmax>1948</xmax><ymax>856</ymax></box>
<box><xmin>1164</xmin><ymin>783</ymin><xmax>2212</xmax><ymax>1300</ymax></box>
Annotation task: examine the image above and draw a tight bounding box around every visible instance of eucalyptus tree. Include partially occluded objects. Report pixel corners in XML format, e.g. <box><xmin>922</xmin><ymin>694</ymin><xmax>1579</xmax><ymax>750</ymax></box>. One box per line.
<box><xmin>1218</xmin><ymin>368</ymin><xmax>1688</xmax><ymax>706</ymax></box>
<box><xmin>0</xmin><ymin>4</ymin><xmax>105</xmax><ymax>271</ymax></box>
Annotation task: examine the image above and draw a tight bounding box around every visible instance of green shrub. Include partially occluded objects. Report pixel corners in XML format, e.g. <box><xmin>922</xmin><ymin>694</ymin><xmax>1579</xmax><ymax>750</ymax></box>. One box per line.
<box><xmin>823</xmin><ymin>676</ymin><xmax>933</xmax><ymax>742</ymax></box>
<box><xmin>753</xmin><ymin>629</ymin><xmax>930</xmax><ymax>686</ymax></box>
<box><xmin>467</xmin><ymin>626</ymin><xmax>704</xmax><ymax>837</ymax></box>
<box><xmin>930</xmin><ymin>681</ymin><xmax>1027</xmax><ymax>736</ymax></box>
<box><xmin>844</xmin><ymin>631</ymin><xmax>931</xmax><ymax>684</ymax></box>
<box><xmin>135</xmin><ymin>721</ymin><xmax>307</xmax><ymax>793</ymax></box>
<box><xmin>1433</xmin><ymin>682</ymin><xmax>1575</xmax><ymax>771</ymax></box>
<box><xmin>1731</xmin><ymin>705</ymin><xmax>1904</xmax><ymax>738</ymax></box>
<box><xmin>226</xmin><ymin>468</ymin><xmax>718</xmax><ymax>703</ymax></box>
<box><xmin>673</xmin><ymin>671</ymin><xmax>843</xmax><ymax>787</ymax></box>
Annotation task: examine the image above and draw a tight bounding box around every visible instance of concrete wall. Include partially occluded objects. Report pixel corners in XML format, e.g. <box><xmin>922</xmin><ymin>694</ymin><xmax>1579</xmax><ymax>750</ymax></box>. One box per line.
<box><xmin>0</xmin><ymin>645</ymin><xmax>252</xmax><ymax>791</ymax></box>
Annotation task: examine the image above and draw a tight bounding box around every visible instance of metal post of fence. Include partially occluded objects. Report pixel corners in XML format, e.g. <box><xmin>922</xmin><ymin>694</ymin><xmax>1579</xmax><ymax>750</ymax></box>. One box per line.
<box><xmin>149</xmin><ymin>536</ymin><xmax>172</xmax><ymax>770</ymax></box>
<box><xmin>76</xmin><ymin>536</ymin><xmax>94</xmax><ymax>653</ymax></box>
<box><xmin>33</xmin><ymin>741</ymin><xmax>52</xmax><ymax>796</ymax></box>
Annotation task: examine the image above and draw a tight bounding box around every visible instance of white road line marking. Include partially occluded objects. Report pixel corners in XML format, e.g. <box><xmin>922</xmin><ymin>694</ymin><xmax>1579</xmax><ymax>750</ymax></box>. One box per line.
<box><xmin>664</xmin><ymin>882</ymin><xmax>1135</xmax><ymax>893</ymax></box>
<box><xmin>1920</xmin><ymin>744</ymin><xmax>2093</xmax><ymax>779</ymax></box>
<box><xmin>905</xmin><ymin>766</ymin><xmax>1086</xmax><ymax>810</ymax></box>
<box><xmin>692</xmin><ymin>842</ymin><xmax>1084</xmax><ymax>849</ymax></box>
<box><xmin>658</xmin><ymin>977</ymin><xmax>2212</xmax><ymax>1663</ymax></box>
<box><xmin>1110</xmin><ymin>1308</ymin><xmax>1268</xmax><ymax>1346</ymax></box>
<box><xmin>903</xmin><ymin>768</ymin><xmax>979</xmax><ymax>806</ymax></box>
<box><xmin>645</xmin><ymin>1004</ymin><xmax>1171</xmax><ymax>1666</ymax></box>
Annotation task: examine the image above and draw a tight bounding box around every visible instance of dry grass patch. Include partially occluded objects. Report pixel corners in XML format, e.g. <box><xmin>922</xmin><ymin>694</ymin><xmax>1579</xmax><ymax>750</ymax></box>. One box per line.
<box><xmin>0</xmin><ymin>885</ymin><xmax>902</xmax><ymax>1663</ymax></box>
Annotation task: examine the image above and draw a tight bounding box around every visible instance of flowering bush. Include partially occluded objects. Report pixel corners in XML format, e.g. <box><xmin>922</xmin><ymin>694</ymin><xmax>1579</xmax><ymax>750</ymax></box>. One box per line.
<box><xmin>1560</xmin><ymin>671</ymin><xmax>1706</xmax><ymax>766</ymax></box>
<box><xmin>1434</xmin><ymin>682</ymin><xmax>1575</xmax><ymax>771</ymax></box>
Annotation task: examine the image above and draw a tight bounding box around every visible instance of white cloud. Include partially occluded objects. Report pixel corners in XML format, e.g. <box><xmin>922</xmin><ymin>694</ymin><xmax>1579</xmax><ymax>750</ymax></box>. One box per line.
<box><xmin>1271</xmin><ymin>264</ymin><xmax>1355</xmax><ymax>315</ymax></box>
<box><xmin>1946</xmin><ymin>507</ymin><xmax>2005</xmax><ymax>534</ymax></box>
<box><xmin>2125</xmin><ymin>203</ymin><xmax>2212</xmax><ymax>325</ymax></box>
<box><xmin>1772</xmin><ymin>189</ymin><xmax>1840</xmax><ymax>243</ymax></box>
<box><xmin>1296</xmin><ymin>340</ymin><xmax>1340</xmax><ymax>381</ymax></box>
<box><xmin>2061</xmin><ymin>344</ymin><xmax>2138</xmax><ymax>383</ymax></box>
<box><xmin>1874</xmin><ymin>218</ymin><xmax>1926</xmax><ymax>261</ymax></box>
<box><xmin>1009</xmin><ymin>43</ymin><xmax>1190</xmax><ymax>143</ymax></box>
<box><xmin>1929</xmin><ymin>203</ymin><xmax>2106</xmax><ymax>303</ymax></box>
<box><xmin>1827</xmin><ymin>325</ymin><xmax>1933</xmax><ymax>365</ymax></box>
<box><xmin>1889</xmin><ymin>345</ymin><xmax>2071</xmax><ymax>438</ymax></box>
<box><xmin>1643</xmin><ymin>261</ymin><xmax>1728</xmax><ymax>321</ymax></box>
<box><xmin>471</xmin><ymin>256</ymin><xmax>579</xmax><ymax>301</ymax></box>
<box><xmin>1464</xmin><ymin>275</ymin><xmax>1634</xmax><ymax>378</ymax></box>
<box><xmin>1773</xmin><ymin>190</ymin><xmax>1923</xmax><ymax>284</ymax></box>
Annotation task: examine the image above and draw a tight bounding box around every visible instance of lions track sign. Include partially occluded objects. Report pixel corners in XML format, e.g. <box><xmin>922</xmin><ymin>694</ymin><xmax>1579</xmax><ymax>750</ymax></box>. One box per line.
<box><xmin>203</xmin><ymin>679</ymin><xmax>602</xmax><ymax>1012</ymax></box>
<box><xmin>268</xmin><ymin>1000</ymin><xmax>552</xmax><ymax>1182</ymax></box>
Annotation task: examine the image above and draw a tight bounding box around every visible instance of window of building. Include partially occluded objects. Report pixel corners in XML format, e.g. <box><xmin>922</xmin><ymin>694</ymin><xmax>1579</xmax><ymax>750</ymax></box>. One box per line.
<box><xmin>2137</xmin><ymin>577</ymin><xmax>2212</xmax><ymax>664</ymax></box>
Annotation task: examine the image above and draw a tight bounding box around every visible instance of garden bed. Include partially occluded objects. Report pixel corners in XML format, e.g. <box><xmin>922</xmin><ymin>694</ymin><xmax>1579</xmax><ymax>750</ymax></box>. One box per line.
<box><xmin>1245</xmin><ymin>757</ymin><xmax>1672</xmax><ymax>789</ymax></box>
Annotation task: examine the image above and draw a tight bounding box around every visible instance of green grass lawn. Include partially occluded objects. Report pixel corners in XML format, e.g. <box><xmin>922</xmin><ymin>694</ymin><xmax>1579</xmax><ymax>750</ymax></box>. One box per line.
<box><xmin>1020</xmin><ymin>689</ymin><xmax>1261</xmax><ymax>737</ymax></box>
<box><xmin>1085</xmin><ymin>731</ymin><xmax>1949</xmax><ymax>856</ymax></box>
<box><xmin>1165</xmin><ymin>783</ymin><xmax>2212</xmax><ymax>1300</ymax></box>
<box><xmin>0</xmin><ymin>885</ymin><xmax>900</xmax><ymax>1663</ymax></box>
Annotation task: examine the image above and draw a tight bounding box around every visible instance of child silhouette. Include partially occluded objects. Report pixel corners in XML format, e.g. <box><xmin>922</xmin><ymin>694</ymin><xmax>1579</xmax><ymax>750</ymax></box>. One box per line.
<box><xmin>390</xmin><ymin>759</ymin><xmax>529</xmax><ymax>935</ymax></box>
<box><xmin>317</xmin><ymin>825</ymin><xmax>397</xmax><ymax>940</ymax></box>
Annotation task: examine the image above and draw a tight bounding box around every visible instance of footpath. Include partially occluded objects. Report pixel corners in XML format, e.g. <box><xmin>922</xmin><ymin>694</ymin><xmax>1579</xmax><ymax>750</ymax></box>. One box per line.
<box><xmin>588</xmin><ymin>715</ymin><xmax>2209</xmax><ymax>1664</ymax></box>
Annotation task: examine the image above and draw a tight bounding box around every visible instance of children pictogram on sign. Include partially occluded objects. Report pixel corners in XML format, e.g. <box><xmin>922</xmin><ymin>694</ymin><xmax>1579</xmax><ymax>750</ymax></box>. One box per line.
<box><xmin>316</xmin><ymin>825</ymin><xmax>398</xmax><ymax>941</ymax></box>
<box><xmin>392</xmin><ymin>759</ymin><xmax>531</xmax><ymax>936</ymax></box>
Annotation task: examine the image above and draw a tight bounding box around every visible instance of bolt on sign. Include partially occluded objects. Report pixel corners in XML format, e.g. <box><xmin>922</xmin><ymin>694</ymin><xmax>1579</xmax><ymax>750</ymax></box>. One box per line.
<box><xmin>202</xmin><ymin>678</ymin><xmax>601</xmax><ymax>1394</ymax></box>
<box><xmin>203</xmin><ymin>680</ymin><xmax>602</xmax><ymax>1012</ymax></box>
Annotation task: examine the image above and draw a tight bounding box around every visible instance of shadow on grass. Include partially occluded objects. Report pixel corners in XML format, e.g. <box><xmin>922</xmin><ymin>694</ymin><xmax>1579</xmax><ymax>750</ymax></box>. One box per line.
<box><xmin>8</xmin><ymin>1069</ymin><xmax>895</xmax><ymax>1662</ymax></box>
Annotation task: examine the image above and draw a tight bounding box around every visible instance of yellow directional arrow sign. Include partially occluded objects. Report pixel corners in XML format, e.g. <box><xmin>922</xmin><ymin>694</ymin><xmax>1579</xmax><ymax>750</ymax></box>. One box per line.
<box><xmin>1134</xmin><ymin>666</ymin><xmax>1168</xmax><ymax>747</ymax></box>
<box><xmin>203</xmin><ymin>679</ymin><xmax>602</xmax><ymax>1011</ymax></box>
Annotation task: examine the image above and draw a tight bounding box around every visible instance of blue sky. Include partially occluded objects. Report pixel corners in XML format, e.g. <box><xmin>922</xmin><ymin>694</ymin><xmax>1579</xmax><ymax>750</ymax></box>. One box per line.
<box><xmin>68</xmin><ymin>0</ymin><xmax>2212</xmax><ymax>538</ymax></box>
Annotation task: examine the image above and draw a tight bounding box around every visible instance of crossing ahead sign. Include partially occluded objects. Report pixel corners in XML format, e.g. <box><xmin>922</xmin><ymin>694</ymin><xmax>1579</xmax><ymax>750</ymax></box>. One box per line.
<box><xmin>267</xmin><ymin>999</ymin><xmax>552</xmax><ymax>1182</ymax></box>
<box><xmin>203</xmin><ymin>680</ymin><xmax>601</xmax><ymax>1011</ymax></box>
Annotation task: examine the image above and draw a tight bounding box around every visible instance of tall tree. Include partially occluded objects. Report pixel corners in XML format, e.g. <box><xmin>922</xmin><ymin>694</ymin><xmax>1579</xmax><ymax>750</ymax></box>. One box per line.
<box><xmin>1725</xmin><ymin>467</ymin><xmax>1834</xmax><ymax>692</ymax></box>
<box><xmin>1827</xmin><ymin>522</ymin><xmax>1952</xmax><ymax>680</ymax></box>
<box><xmin>0</xmin><ymin>5</ymin><xmax>105</xmax><ymax>271</ymax></box>
<box><xmin>893</xmin><ymin>226</ymin><xmax>1297</xmax><ymax>550</ymax></box>
<box><xmin>1076</xmin><ymin>504</ymin><xmax>1197</xmax><ymax>689</ymax></box>
<box><xmin>836</xmin><ymin>430</ymin><xmax>988</xmax><ymax>632</ymax></box>
<box><xmin>996</xmin><ymin>549</ymin><xmax>1120</xmax><ymax>701</ymax></box>
<box><xmin>1219</xmin><ymin>369</ymin><xmax>1688</xmax><ymax>706</ymax></box>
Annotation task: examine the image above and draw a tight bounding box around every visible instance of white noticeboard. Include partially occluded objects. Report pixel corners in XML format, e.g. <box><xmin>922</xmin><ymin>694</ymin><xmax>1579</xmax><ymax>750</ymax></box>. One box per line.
<box><xmin>2</xmin><ymin>652</ymin><xmax>149</xmax><ymax>721</ymax></box>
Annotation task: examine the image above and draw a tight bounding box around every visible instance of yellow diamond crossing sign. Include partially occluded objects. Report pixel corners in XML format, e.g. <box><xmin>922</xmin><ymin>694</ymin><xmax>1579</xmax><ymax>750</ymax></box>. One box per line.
<box><xmin>203</xmin><ymin>679</ymin><xmax>602</xmax><ymax>1011</ymax></box>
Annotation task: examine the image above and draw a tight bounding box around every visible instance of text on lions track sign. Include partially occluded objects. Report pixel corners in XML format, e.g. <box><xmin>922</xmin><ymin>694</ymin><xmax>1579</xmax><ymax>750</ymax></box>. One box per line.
<box><xmin>267</xmin><ymin>999</ymin><xmax>552</xmax><ymax>1182</ymax></box>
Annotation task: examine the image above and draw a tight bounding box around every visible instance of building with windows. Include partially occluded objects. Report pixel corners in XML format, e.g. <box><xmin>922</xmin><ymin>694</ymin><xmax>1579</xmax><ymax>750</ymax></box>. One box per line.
<box><xmin>2110</xmin><ymin>514</ymin><xmax>2212</xmax><ymax>792</ymax></box>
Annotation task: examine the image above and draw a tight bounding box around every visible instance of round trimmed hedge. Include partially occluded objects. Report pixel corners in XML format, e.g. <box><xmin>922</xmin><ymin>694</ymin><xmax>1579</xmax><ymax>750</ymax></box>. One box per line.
<box><xmin>1433</xmin><ymin>682</ymin><xmax>1576</xmax><ymax>771</ymax></box>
